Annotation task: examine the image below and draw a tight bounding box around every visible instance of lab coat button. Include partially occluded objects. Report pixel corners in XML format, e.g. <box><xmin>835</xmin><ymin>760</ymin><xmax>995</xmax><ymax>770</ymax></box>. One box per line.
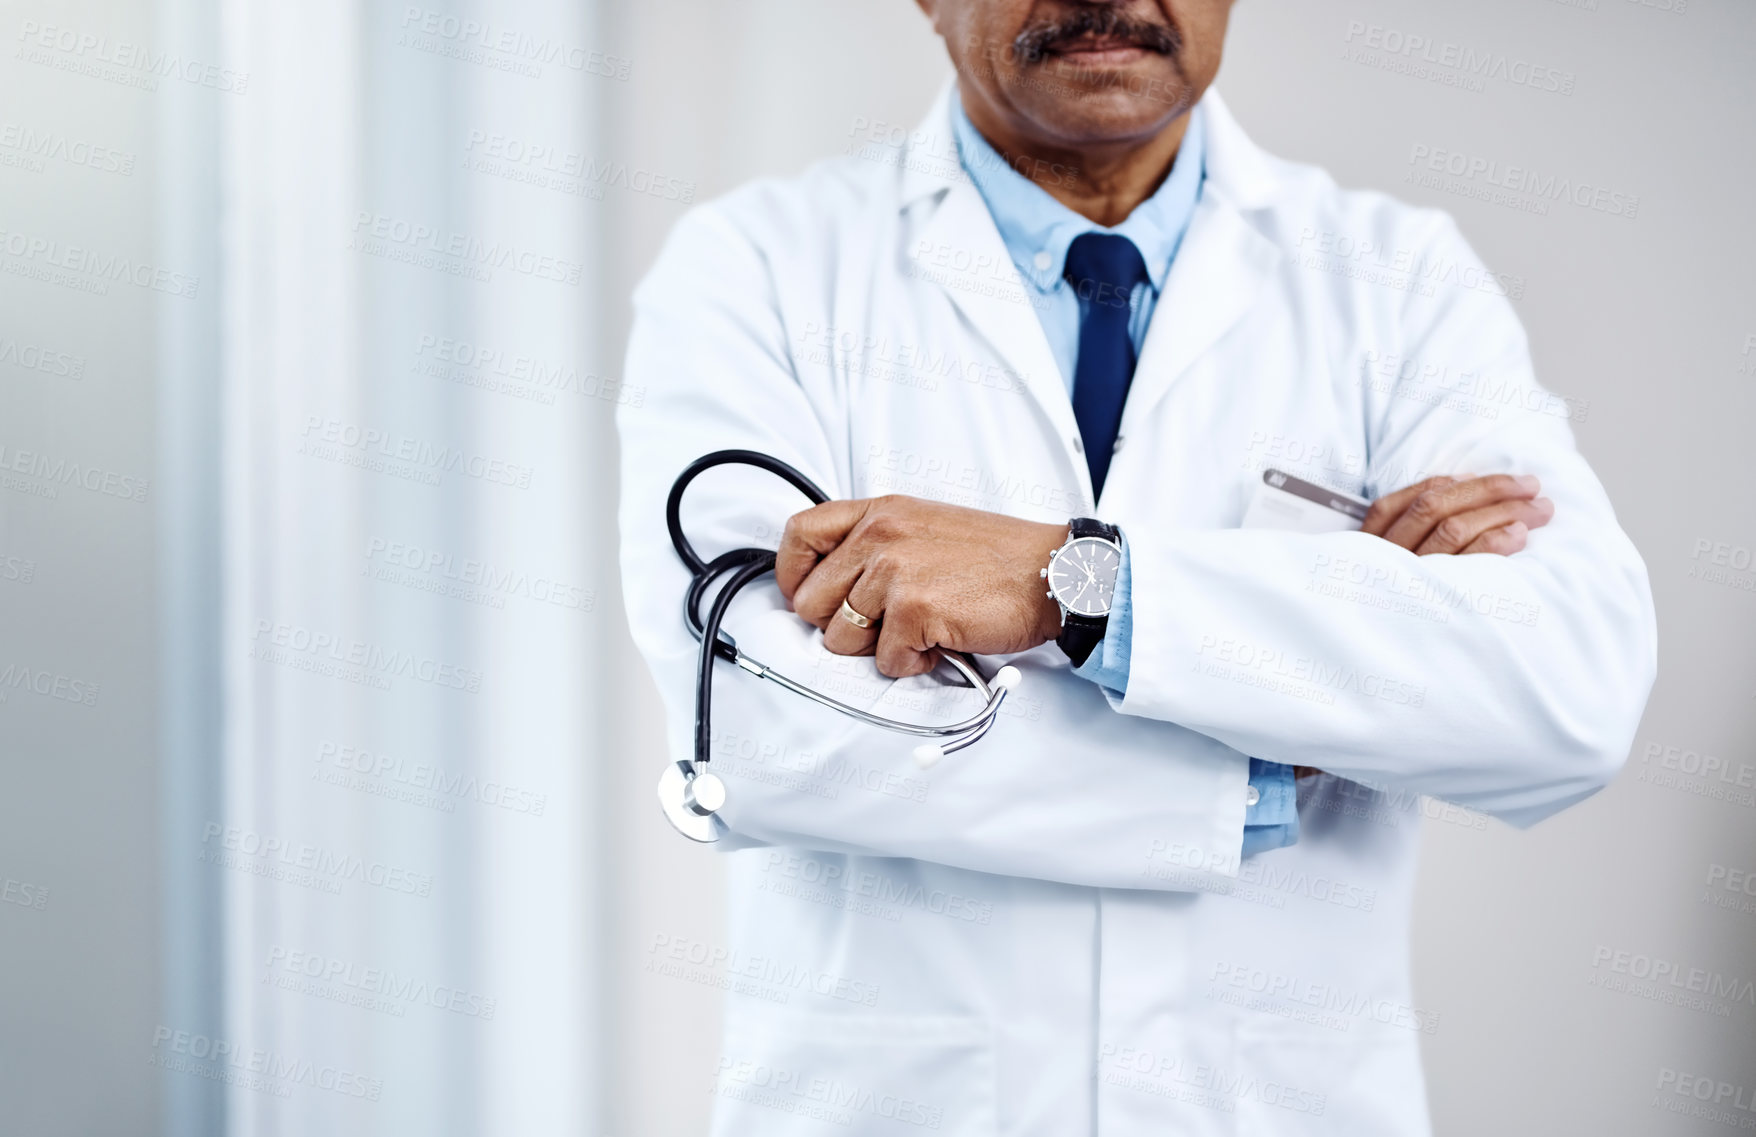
<box><xmin>1072</xmin><ymin>437</ymin><xmax>1084</xmax><ymax>454</ymax></box>
<box><xmin>1112</xmin><ymin>435</ymin><xmax>1125</xmax><ymax>453</ymax></box>
<box><xmin>1245</xmin><ymin>785</ymin><xmax>1261</xmax><ymax>806</ymax></box>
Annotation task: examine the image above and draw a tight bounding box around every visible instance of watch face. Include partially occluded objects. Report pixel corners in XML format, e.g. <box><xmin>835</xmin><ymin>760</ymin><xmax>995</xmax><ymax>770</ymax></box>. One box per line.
<box><xmin>1048</xmin><ymin>537</ymin><xmax>1120</xmax><ymax>618</ymax></box>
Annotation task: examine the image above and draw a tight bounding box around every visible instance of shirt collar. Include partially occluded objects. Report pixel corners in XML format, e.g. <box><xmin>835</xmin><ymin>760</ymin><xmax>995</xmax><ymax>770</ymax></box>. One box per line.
<box><xmin>950</xmin><ymin>90</ymin><xmax>1206</xmax><ymax>295</ymax></box>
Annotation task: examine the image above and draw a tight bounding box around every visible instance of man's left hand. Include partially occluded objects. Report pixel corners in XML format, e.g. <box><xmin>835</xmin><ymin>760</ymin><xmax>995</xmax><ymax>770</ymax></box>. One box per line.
<box><xmin>774</xmin><ymin>495</ymin><xmax>1065</xmax><ymax>679</ymax></box>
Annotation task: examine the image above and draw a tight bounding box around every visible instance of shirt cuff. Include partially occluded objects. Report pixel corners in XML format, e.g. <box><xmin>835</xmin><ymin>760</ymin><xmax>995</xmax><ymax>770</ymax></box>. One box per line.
<box><xmin>1241</xmin><ymin>757</ymin><xmax>1300</xmax><ymax>857</ymax></box>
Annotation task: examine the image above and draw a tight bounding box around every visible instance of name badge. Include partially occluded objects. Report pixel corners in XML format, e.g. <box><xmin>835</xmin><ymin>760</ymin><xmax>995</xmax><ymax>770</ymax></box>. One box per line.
<box><xmin>1241</xmin><ymin>469</ymin><xmax>1369</xmax><ymax>533</ymax></box>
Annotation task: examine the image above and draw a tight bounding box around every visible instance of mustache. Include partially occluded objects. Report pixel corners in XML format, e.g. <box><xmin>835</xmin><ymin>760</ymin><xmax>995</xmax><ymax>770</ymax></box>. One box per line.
<box><xmin>1011</xmin><ymin>8</ymin><xmax>1182</xmax><ymax>65</ymax></box>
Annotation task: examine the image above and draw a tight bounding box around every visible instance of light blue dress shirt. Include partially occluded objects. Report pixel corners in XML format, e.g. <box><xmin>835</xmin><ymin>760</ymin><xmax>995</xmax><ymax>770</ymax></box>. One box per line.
<box><xmin>950</xmin><ymin>95</ymin><xmax>1299</xmax><ymax>858</ymax></box>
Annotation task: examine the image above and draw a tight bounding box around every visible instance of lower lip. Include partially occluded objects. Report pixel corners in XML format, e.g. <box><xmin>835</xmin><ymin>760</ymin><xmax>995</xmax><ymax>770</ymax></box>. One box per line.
<box><xmin>1049</xmin><ymin>44</ymin><xmax>1152</xmax><ymax>65</ymax></box>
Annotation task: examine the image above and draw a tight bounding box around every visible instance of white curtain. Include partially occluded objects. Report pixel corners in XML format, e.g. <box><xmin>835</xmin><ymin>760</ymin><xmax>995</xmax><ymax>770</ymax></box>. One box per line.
<box><xmin>211</xmin><ymin>1</ymin><xmax>607</xmax><ymax>1132</ymax></box>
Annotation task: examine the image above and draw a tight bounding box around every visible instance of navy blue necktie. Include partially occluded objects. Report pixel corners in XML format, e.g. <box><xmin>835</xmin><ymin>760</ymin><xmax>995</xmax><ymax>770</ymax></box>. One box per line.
<box><xmin>1064</xmin><ymin>232</ymin><xmax>1150</xmax><ymax>499</ymax></box>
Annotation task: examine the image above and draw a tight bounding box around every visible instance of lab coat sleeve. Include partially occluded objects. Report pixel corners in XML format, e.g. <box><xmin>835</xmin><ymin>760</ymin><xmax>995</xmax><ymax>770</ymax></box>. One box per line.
<box><xmin>617</xmin><ymin>198</ymin><xmax>1251</xmax><ymax>889</ymax></box>
<box><xmin>1074</xmin><ymin>536</ymin><xmax>1302</xmax><ymax>856</ymax></box>
<box><xmin>1114</xmin><ymin>214</ymin><xmax>1657</xmax><ymax>826</ymax></box>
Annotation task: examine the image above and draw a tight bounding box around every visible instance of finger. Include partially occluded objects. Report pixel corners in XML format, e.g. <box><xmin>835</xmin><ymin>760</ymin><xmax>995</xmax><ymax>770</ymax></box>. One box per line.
<box><xmin>1361</xmin><ymin>476</ymin><xmax>1456</xmax><ymax>537</ymax></box>
<box><xmin>1379</xmin><ymin>474</ymin><xmax>1542</xmax><ymax>552</ymax></box>
<box><xmin>818</xmin><ymin>570</ymin><xmax>884</xmax><ymax>657</ymax></box>
<box><xmin>774</xmin><ymin>499</ymin><xmax>873</xmax><ymax>600</ymax></box>
<box><xmin>1414</xmin><ymin>496</ymin><xmax>1554</xmax><ymax>556</ymax></box>
<box><xmin>791</xmin><ymin>540</ymin><xmax>879</xmax><ymax>628</ymax></box>
<box><xmin>873</xmin><ymin>593</ymin><xmax>936</xmax><ymax>679</ymax></box>
<box><xmin>1458</xmin><ymin>521</ymin><xmax>1529</xmax><ymax>556</ymax></box>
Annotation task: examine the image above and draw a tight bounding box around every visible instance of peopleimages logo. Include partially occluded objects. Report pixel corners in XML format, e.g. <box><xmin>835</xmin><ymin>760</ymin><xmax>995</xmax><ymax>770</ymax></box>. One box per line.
<box><xmin>299</xmin><ymin>415</ymin><xmax>535</xmax><ymax>490</ymax></box>
<box><xmin>397</xmin><ymin>6</ymin><xmax>630</xmax><ymax>80</ymax></box>
<box><xmin>150</xmin><ymin>1027</ymin><xmax>381</xmax><ymax>1100</ymax></box>
<box><xmin>1406</xmin><ymin>145</ymin><xmax>1639</xmax><ymax>219</ymax></box>
<box><xmin>199</xmin><ymin>822</ymin><xmax>435</xmax><ymax>898</ymax></box>
<box><xmin>364</xmin><ymin>537</ymin><xmax>592</xmax><ymax>613</ymax></box>
<box><xmin>1099</xmin><ymin>1043</ymin><xmax>1328</xmax><ymax>1115</ymax></box>
<box><xmin>0</xmin><ymin>336</ymin><xmax>85</xmax><ymax>379</ymax></box>
<box><xmin>1295</xmin><ymin>227</ymin><xmax>1524</xmax><ymax>300</ymax></box>
<box><xmin>1590</xmin><ymin>946</ymin><xmax>1754</xmax><ymax>1017</ymax></box>
<box><xmin>1194</xmin><ymin>635</ymin><xmax>1428</xmax><ymax>708</ymax></box>
<box><xmin>1656</xmin><ymin>1068</ymin><xmax>1756</xmax><ymax>1116</ymax></box>
<box><xmin>350</xmin><ymin>211</ymin><xmax>583</xmax><ymax>286</ymax></box>
<box><xmin>758</xmin><ymin>851</ymin><xmax>994</xmax><ymax>925</ymax></box>
<box><xmin>1358</xmin><ymin>349</ymin><xmax>1588</xmax><ymax>424</ymax></box>
<box><xmin>0</xmin><ymin>662</ymin><xmax>99</xmax><ymax>707</ymax></box>
<box><xmin>264</xmin><ymin>945</ymin><xmax>497</xmax><ymax>1019</ymax></box>
<box><xmin>1</xmin><ymin>873</ymin><xmax>49</xmax><ymax>911</ymax></box>
<box><xmin>249</xmin><ymin>619</ymin><xmax>484</xmax><ymax>694</ymax></box>
<box><xmin>0</xmin><ymin>228</ymin><xmax>199</xmax><ymax>297</ymax></box>
<box><xmin>462</xmin><ymin>130</ymin><xmax>695</xmax><ymax>202</ymax></box>
<box><xmin>1308</xmin><ymin>552</ymin><xmax>1542</xmax><ymax>627</ymax></box>
<box><xmin>1207</xmin><ymin>962</ymin><xmax>1443</xmax><ymax>1034</ymax></box>
<box><xmin>646</xmin><ymin>933</ymin><xmax>882</xmax><ymax>1008</ymax></box>
<box><xmin>314</xmin><ymin>739</ymin><xmax>549</xmax><ymax>816</ymax></box>
<box><xmin>712</xmin><ymin>1057</ymin><xmax>944</xmax><ymax>1131</ymax></box>
<box><xmin>15</xmin><ymin>20</ymin><xmax>250</xmax><ymax>93</ymax></box>
<box><xmin>1341</xmin><ymin>21</ymin><xmax>1576</xmax><ymax>95</ymax></box>
<box><xmin>0</xmin><ymin>441</ymin><xmax>149</xmax><ymax>502</ymax></box>
<box><xmin>0</xmin><ymin>123</ymin><xmax>135</xmax><ymax>175</ymax></box>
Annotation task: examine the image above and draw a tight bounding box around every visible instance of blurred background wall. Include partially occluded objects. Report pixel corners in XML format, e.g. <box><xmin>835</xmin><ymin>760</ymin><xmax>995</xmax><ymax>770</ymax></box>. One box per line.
<box><xmin>0</xmin><ymin>1</ymin><xmax>1751</xmax><ymax>1135</ymax></box>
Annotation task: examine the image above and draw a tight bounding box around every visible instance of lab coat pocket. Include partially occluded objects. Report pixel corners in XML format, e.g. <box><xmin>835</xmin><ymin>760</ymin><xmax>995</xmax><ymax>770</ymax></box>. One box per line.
<box><xmin>1230</xmin><ymin>1022</ymin><xmax>1426</xmax><ymax>1137</ymax></box>
<box><xmin>710</xmin><ymin>1012</ymin><xmax>997</xmax><ymax>1136</ymax></box>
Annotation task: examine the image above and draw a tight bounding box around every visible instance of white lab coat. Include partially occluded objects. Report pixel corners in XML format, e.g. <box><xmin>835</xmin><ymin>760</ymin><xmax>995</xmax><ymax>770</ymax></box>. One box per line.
<box><xmin>617</xmin><ymin>85</ymin><xmax>1656</xmax><ymax>1136</ymax></box>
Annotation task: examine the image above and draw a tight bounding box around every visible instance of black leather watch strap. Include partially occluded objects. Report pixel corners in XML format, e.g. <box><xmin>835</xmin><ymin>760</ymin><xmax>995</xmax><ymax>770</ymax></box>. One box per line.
<box><xmin>1058</xmin><ymin>614</ymin><xmax>1106</xmax><ymax>668</ymax></box>
<box><xmin>1054</xmin><ymin>518</ymin><xmax>1121</xmax><ymax>667</ymax></box>
<box><xmin>1068</xmin><ymin>518</ymin><xmax>1120</xmax><ymax>543</ymax></box>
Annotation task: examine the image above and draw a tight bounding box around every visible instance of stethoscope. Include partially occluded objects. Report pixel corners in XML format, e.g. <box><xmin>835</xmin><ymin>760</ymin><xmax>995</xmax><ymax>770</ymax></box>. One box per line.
<box><xmin>658</xmin><ymin>450</ymin><xmax>1021</xmax><ymax>843</ymax></box>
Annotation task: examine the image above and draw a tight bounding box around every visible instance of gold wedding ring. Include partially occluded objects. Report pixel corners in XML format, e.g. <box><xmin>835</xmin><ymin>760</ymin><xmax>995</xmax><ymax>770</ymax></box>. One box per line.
<box><xmin>837</xmin><ymin>598</ymin><xmax>876</xmax><ymax>629</ymax></box>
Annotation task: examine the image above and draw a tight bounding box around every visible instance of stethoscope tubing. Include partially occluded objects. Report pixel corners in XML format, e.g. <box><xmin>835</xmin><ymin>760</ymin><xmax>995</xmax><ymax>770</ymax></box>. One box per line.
<box><xmin>669</xmin><ymin>450</ymin><xmax>1011</xmax><ymax>769</ymax></box>
<box><xmin>742</xmin><ymin>644</ymin><xmax>1005</xmax><ymax>740</ymax></box>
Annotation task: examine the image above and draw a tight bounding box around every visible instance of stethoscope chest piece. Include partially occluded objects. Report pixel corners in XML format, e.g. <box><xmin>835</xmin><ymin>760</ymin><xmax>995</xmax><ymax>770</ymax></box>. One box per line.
<box><xmin>657</xmin><ymin>761</ymin><xmax>729</xmax><ymax>843</ymax></box>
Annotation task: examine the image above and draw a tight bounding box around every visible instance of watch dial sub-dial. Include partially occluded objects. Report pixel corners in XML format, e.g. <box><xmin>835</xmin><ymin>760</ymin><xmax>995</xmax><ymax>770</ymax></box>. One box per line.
<box><xmin>1049</xmin><ymin>538</ymin><xmax>1119</xmax><ymax>618</ymax></box>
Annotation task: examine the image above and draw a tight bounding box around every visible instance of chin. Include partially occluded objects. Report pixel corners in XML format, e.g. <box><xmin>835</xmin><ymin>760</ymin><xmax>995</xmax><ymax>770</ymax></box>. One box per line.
<box><xmin>1018</xmin><ymin>83</ymin><xmax>1193</xmax><ymax>146</ymax></box>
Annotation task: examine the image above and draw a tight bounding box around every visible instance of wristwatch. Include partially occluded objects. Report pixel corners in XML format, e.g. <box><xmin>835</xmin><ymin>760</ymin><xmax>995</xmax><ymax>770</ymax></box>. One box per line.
<box><xmin>1040</xmin><ymin>518</ymin><xmax>1123</xmax><ymax>667</ymax></box>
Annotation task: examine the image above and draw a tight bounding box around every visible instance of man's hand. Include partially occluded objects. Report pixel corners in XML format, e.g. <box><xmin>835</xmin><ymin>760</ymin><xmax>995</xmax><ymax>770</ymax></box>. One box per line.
<box><xmin>1361</xmin><ymin>474</ymin><xmax>1554</xmax><ymax>555</ymax></box>
<box><xmin>774</xmin><ymin>474</ymin><xmax>1557</xmax><ymax>680</ymax></box>
<box><xmin>1301</xmin><ymin>474</ymin><xmax>1552</xmax><ymax>780</ymax></box>
<box><xmin>774</xmin><ymin>495</ymin><xmax>1065</xmax><ymax>678</ymax></box>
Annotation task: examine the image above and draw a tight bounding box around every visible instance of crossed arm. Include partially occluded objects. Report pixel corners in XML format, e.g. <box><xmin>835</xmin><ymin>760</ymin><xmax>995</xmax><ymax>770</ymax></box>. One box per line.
<box><xmin>777</xmin><ymin>474</ymin><xmax>1556</xmax><ymax>681</ymax></box>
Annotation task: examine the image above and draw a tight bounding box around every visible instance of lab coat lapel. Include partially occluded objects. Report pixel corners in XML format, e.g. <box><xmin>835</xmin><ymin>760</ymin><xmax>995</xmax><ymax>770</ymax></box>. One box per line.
<box><xmin>1118</xmin><ymin>89</ymin><xmax>1285</xmax><ymax>444</ymax></box>
<box><xmin>1119</xmin><ymin>189</ymin><xmax>1283</xmax><ymax>441</ymax></box>
<box><xmin>905</xmin><ymin>182</ymin><xmax>1078</xmax><ymax>441</ymax></box>
<box><xmin>899</xmin><ymin>88</ymin><xmax>1082</xmax><ymax>456</ymax></box>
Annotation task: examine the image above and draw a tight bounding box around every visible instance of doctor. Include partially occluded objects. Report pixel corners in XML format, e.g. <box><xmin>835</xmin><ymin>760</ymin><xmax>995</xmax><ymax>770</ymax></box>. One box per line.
<box><xmin>618</xmin><ymin>0</ymin><xmax>1656</xmax><ymax>1133</ymax></box>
